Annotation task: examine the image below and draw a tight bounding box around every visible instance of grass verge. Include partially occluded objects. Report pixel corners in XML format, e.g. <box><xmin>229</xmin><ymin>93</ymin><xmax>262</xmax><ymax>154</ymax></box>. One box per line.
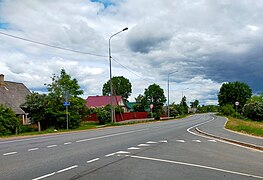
<box><xmin>225</xmin><ymin>117</ymin><xmax>263</xmax><ymax>137</ymax></box>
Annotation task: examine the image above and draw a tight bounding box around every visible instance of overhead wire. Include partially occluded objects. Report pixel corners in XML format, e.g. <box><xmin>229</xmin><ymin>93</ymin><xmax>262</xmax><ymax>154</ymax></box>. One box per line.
<box><xmin>0</xmin><ymin>31</ymin><xmax>107</xmax><ymax>58</ymax></box>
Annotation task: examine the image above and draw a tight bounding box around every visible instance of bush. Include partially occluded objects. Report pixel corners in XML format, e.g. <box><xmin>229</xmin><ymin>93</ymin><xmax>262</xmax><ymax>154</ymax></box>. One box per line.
<box><xmin>96</xmin><ymin>107</ymin><xmax>111</xmax><ymax>125</ymax></box>
<box><xmin>242</xmin><ymin>102</ymin><xmax>263</xmax><ymax>121</ymax></box>
<box><xmin>220</xmin><ymin>104</ymin><xmax>235</xmax><ymax>116</ymax></box>
<box><xmin>0</xmin><ymin>105</ymin><xmax>20</xmax><ymax>136</ymax></box>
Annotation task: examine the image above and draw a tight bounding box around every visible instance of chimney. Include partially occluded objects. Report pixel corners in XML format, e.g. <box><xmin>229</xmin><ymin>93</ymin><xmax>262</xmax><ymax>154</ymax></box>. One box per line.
<box><xmin>0</xmin><ymin>74</ymin><xmax>5</xmax><ymax>86</ymax></box>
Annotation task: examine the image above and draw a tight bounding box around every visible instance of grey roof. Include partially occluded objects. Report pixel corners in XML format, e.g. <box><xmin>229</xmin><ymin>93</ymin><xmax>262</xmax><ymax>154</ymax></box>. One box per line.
<box><xmin>0</xmin><ymin>81</ymin><xmax>31</xmax><ymax>115</ymax></box>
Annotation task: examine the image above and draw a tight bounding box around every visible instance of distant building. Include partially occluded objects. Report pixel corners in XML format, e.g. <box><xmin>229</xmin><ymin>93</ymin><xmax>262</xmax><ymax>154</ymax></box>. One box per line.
<box><xmin>86</xmin><ymin>95</ymin><xmax>128</xmax><ymax>112</ymax></box>
<box><xmin>0</xmin><ymin>74</ymin><xmax>31</xmax><ymax>124</ymax></box>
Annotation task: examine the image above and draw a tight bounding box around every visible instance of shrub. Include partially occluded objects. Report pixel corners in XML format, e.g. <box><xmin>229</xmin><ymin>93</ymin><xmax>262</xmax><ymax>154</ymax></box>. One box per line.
<box><xmin>0</xmin><ymin>105</ymin><xmax>20</xmax><ymax>136</ymax></box>
<box><xmin>220</xmin><ymin>104</ymin><xmax>235</xmax><ymax>116</ymax></box>
<box><xmin>242</xmin><ymin>102</ymin><xmax>263</xmax><ymax>121</ymax></box>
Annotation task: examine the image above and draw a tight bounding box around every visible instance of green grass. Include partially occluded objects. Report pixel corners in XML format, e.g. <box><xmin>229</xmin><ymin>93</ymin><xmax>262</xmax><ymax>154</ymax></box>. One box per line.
<box><xmin>225</xmin><ymin>117</ymin><xmax>263</xmax><ymax>137</ymax></box>
<box><xmin>0</xmin><ymin>121</ymin><xmax>99</xmax><ymax>138</ymax></box>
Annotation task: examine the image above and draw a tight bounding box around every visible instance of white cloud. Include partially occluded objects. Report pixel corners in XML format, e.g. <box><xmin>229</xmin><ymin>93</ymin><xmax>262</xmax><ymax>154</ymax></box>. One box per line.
<box><xmin>0</xmin><ymin>0</ymin><xmax>262</xmax><ymax>105</ymax></box>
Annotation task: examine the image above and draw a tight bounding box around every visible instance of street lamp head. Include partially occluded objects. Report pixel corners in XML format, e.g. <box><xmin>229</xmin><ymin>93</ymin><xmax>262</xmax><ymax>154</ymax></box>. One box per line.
<box><xmin>122</xmin><ymin>27</ymin><xmax>128</xmax><ymax>31</ymax></box>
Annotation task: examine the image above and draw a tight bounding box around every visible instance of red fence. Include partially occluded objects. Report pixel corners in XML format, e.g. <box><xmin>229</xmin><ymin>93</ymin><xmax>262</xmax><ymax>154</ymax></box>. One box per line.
<box><xmin>84</xmin><ymin>112</ymin><xmax>148</xmax><ymax>122</ymax></box>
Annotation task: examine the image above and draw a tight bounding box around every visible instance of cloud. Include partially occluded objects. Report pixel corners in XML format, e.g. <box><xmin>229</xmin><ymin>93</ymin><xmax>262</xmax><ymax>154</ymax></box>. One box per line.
<box><xmin>0</xmin><ymin>0</ymin><xmax>262</xmax><ymax>105</ymax></box>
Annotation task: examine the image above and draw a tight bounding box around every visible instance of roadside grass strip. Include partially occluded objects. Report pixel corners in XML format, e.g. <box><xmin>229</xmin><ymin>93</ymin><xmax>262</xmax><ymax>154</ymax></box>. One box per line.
<box><xmin>123</xmin><ymin>155</ymin><xmax>263</xmax><ymax>179</ymax></box>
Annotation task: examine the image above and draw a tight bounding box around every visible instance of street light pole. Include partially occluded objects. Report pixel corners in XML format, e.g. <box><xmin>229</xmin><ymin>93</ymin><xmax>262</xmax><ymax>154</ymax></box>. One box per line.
<box><xmin>109</xmin><ymin>27</ymin><xmax>128</xmax><ymax>123</ymax></box>
<box><xmin>167</xmin><ymin>71</ymin><xmax>177</xmax><ymax>118</ymax></box>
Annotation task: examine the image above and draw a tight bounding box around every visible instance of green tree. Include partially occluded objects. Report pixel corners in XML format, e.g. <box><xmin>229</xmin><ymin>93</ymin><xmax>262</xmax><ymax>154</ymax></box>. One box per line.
<box><xmin>133</xmin><ymin>94</ymin><xmax>146</xmax><ymax>112</ymax></box>
<box><xmin>143</xmin><ymin>83</ymin><xmax>166</xmax><ymax>119</ymax></box>
<box><xmin>190</xmin><ymin>100</ymin><xmax>199</xmax><ymax>108</ymax></box>
<box><xmin>0</xmin><ymin>105</ymin><xmax>20</xmax><ymax>136</ymax></box>
<box><xmin>180</xmin><ymin>96</ymin><xmax>188</xmax><ymax>114</ymax></box>
<box><xmin>22</xmin><ymin>69</ymin><xmax>87</xmax><ymax>130</ymax></box>
<box><xmin>21</xmin><ymin>93</ymin><xmax>48</xmax><ymax>130</ymax></box>
<box><xmin>45</xmin><ymin>69</ymin><xmax>85</xmax><ymax>129</ymax></box>
<box><xmin>242</xmin><ymin>102</ymin><xmax>263</xmax><ymax>121</ymax></box>
<box><xmin>246</xmin><ymin>92</ymin><xmax>263</xmax><ymax>103</ymax></box>
<box><xmin>102</xmin><ymin>76</ymin><xmax>132</xmax><ymax>100</ymax></box>
<box><xmin>218</xmin><ymin>81</ymin><xmax>252</xmax><ymax>111</ymax></box>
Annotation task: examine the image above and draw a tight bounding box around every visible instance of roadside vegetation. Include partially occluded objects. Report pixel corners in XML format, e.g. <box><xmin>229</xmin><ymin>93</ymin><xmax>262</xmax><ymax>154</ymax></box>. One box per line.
<box><xmin>226</xmin><ymin>117</ymin><xmax>263</xmax><ymax>137</ymax></box>
<box><xmin>218</xmin><ymin>81</ymin><xmax>263</xmax><ymax>137</ymax></box>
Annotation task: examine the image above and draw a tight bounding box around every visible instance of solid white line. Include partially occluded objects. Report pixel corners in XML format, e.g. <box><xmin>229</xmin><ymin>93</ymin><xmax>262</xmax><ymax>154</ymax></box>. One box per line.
<box><xmin>32</xmin><ymin>172</ymin><xmax>56</xmax><ymax>180</ymax></box>
<box><xmin>47</xmin><ymin>145</ymin><xmax>57</xmax><ymax>148</ymax></box>
<box><xmin>126</xmin><ymin>155</ymin><xmax>263</xmax><ymax>179</ymax></box>
<box><xmin>186</xmin><ymin>117</ymin><xmax>215</xmax><ymax>136</ymax></box>
<box><xmin>64</xmin><ymin>142</ymin><xmax>72</xmax><ymax>145</ymax></box>
<box><xmin>3</xmin><ymin>152</ymin><xmax>17</xmax><ymax>156</ymax></box>
<box><xmin>87</xmin><ymin>158</ymin><xmax>99</xmax><ymax>163</ymax></box>
<box><xmin>76</xmin><ymin>128</ymin><xmax>149</xmax><ymax>143</ymax></box>
<box><xmin>28</xmin><ymin>148</ymin><xmax>39</xmax><ymax>151</ymax></box>
<box><xmin>57</xmin><ymin>165</ymin><xmax>78</xmax><ymax>173</ymax></box>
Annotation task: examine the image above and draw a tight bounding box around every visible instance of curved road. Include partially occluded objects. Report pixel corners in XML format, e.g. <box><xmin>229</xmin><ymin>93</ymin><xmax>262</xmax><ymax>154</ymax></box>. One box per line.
<box><xmin>0</xmin><ymin>114</ymin><xmax>262</xmax><ymax>179</ymax></box>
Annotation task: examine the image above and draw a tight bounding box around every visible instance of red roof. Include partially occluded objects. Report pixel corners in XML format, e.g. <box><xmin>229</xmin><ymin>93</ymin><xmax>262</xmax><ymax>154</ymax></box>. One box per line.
<box><xmin>86</xmin><ymin>96</ymin><xmax>123</xmax><ymax>108</ymax></box>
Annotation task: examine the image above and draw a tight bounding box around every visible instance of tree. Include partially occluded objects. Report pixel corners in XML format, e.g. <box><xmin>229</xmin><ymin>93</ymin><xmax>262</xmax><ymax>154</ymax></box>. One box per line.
<box><xmin>22</xmin><ymin>69</ymin><xmax>87</xmax><ymax>130</ymax></box>
<box><xmin>180</xmin><ymin>96</ymin><xmax>188</xmax><ymax>114</ymax></box>
<box><xmin>102</xmin><ymin>76</ymin><xmax>132</xmax><ymax>100</ymax></box>
<box><xmin>133</xmin><ymin>94</ymin><xmax>146</xmax><ymax>112</ymax></box>
<box><xmin>0</xmin><ymin>105</ymin><xmax>20</xmax><ymax>135</ymax></box>
<box><xmin>242</xmin><ymin>102</ymin><xmax>263</xmax><ymax>121</ymax></box>
<box><xmin>21</xmin><ymin>93</ymin><xmax>48</xmax><ymax>131</ymax></box>
<box><xmin>143</xmin><ymin>83</ymin><xmax>166</xmax><ymax>119</ymax></box>
<box><xmin>190</xmin><ymin>100</ymin><xmax>199</xmax><ymax>108</ymax></box>
<box><xmin>218</xmin><ymin>81</ymin><xmax>252</xmax><ymax>111</ymax></box>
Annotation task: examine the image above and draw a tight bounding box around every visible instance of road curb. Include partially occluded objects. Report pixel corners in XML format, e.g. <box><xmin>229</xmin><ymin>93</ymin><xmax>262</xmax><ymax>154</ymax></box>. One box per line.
<box><xmin>195</xmin><ymin>127</ymin><xmax>263</xmax><ymax>152</ymax></box>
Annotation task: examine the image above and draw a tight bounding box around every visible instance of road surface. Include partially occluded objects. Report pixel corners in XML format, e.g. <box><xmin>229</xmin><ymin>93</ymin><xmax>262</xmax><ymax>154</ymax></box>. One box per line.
<box><xmin>0</xmin><ymin>114</ymin><xmax>262</xmax><ymax>179</ymax></box>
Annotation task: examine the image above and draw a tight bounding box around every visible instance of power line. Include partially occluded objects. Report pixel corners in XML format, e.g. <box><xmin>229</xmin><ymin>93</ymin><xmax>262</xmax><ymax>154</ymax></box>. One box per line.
<box><xmin>0</xmin><ymin>31</ymin><xmax>107</xmax><ymax>58</ymax></box>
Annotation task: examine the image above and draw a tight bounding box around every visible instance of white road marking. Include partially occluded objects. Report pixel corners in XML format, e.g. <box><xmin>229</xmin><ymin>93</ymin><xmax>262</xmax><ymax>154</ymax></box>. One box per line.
<box><xmin>47</xmin><ymin>145</ymin><xmax>57</xmax><ymax>148</ymax></box>
<box><xmin>3</xmin><ymin>151</ymin><xmax>17</xmax><ymax>156</ymax></box>
<box><xmin>32</xmin><ymin>172</ymin><xmax>56</xmax><ymax>180</ymax></box>
<box><xmin>192</xmin><ymin>140</ymin><xmax>201</xmax><ymax>143</ymax></box>
<box><xmin>208</xmin><ymin>140</ymin><xmax>217</xmax><ymax>143</ymax></box>
<box><xmin>138</xmin><ymin>144</ymin><xmax>150</xmax><ymax>147</ymax></box>
<box><xmin>76</xmin><ymin>128</ymin><xmax>149</xmax><ymax>143</ymax></box>
<box><xmin>159</xmin><ymin>140</ymin><xmax>168</xmax><ymax>143</ymax></box>
<box><xmin>116</xmin><ymin>151</ymin><xmax>130</xmax><ymax>154</ymax></box>
<box><xmin>125</xmin><ymin>155</ymin><xmax>263</xmax><ymax>179</ymax></box>
<box><xmin>146</xmin><ymin>141</ymin><xmax>158</xmax><ymax>144</ymax></box>
<box><xmin>128</xmin><ymin>147</ymin><xmax>140</xmax><ymax>150</ymax></box>
<box><xmin>64</xmin><ymin>142</ymin><xmax>72</xmax><ymax>145</ymax></box>
<box><xmin>32</xmin><ymin>165</ymin><xmax>78</xmax><ymax>180</ymax></box>
<box><xmin>176</xmin><ymin>140</ymin><xmax>185</xmax><ymax>143</ymax></box>
<box><xmin>186</xmin><ymin>117</ymin><xmax>215</xmax><ymax>136</ymax></box>
<box><xmin>87</xmin><ymin>158</ymin><xmax>100</xmax><ymax>163</ymax></box>
<box><xmin>56</xmin><ymin>165</ymin><xmax>78</xmax><ymax>173</ymax></box>
<box><xmin>105</xmin><ymin>153</ymin><xmax>115</xmax><ymax>157</ymax></box>
<box><xmin>28</xmin><ymin>148</ymin><xmax>39</xmax><ymax>151</ymax></box>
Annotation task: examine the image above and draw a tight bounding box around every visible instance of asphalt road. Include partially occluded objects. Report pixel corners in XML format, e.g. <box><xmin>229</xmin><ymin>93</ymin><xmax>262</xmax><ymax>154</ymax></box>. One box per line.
<box><xmin>0</xmin><ymin>114</ymin><xmax>262</xmax><ymax>180</ymax></box>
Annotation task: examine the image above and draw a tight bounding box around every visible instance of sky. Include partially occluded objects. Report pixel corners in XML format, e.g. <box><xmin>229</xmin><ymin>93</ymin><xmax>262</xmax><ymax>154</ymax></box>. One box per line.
<box><xmin>0</xmin><ymin>0</ymin><xmax>262</xmax><ymax>105</ymax></box>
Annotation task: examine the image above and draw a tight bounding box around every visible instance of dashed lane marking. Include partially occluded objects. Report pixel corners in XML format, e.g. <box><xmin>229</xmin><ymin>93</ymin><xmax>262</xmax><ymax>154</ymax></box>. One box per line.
<box><xmin>3</xmin><ymin>152</ymin><xmax>17</xmax><ymax>156</ymax></box>
<box><xmin>159</xmin><ymin>140</ymin><xmax>168</xmax><ymax>143</ymax></box>
<box><xmin>128</xmin><ymin>147</ymin><xmax>140</xmax><ymax>150</ymax></box>
<box><xmin>32</xmin><ymin>165</ymin><xmax>78</xmax><ymax>180</ymax></box>
<box><xmin>64</xmin><ymin>142</ymin><xmax>72</xmax><ymax>145</ymax></box>
<box><xmin>87</xmin><ymin>158</ymin><xmax>100</xmax><ymax>163</ymax></box>
<box><xmin>146</xmin><ymin>141</ymin><xmax>158</xmax><ymax>144</ymax></box>
<box><xmin>28</xmin><ymin>148</ymin><xmax>39</xmax><ymax>151</ymax></box>
<box><xmin>176</xmin><ymin>140</ymin><xmax>185</xmax><ymax>143</ymax></box>
<box><xmin>47</xmin><ymin>145</ymin><xmax>57</xmax><ymax>148</ymax></box>
<box><xmin>138</xmin><ymin>144</ymin><xmax>150</xmax><ymax>147</ymax></box>
<box><xmin>208</xmin><ymin>140</ymin><xmax>217</xmax><ymax>143</ymax></box>
<box><xmin>192</xmin><ymin>140</ymin><xmax>201</xmax><ymax>143</ymax></box>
